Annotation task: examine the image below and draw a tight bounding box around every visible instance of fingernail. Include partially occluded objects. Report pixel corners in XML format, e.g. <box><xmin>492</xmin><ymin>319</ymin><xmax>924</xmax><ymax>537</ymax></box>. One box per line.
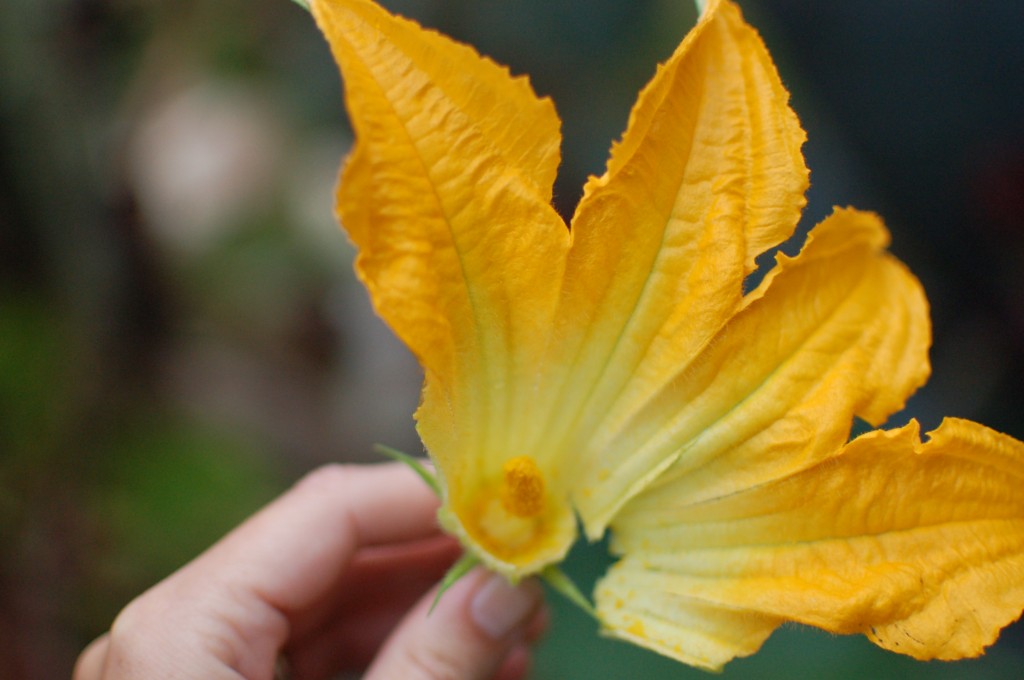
<box><xmin>470</xmin><ymin>573</ymin><xmax>540</xmax><ymax>640</ymax></box>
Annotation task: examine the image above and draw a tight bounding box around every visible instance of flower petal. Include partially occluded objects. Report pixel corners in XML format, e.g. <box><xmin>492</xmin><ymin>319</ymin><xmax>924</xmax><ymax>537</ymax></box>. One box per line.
<box><xmin>312</xmin><ymin>0</ymin><xmax>576</xmax><ymax>574</ymax></box>
<box><xmin>313</xmin><ymin>0</ymin><xmax>562</xmax><ymax>200</ymax></box>
<box><xmin>597</xmin><ymin>419</ymin><xmax>1024</xmax><ymax>669</ymax></box>
<box><xmin>583</xmin><ymin>0</ymin><xmax>807</xmax><ymax>270</ymax></box>
<box><xmin>515</xmin><ymin>0</ymin><xmax>809</xmax><ymax>526</ymax></box>
<box><xmin>576</xmin><ymin>208</ymin><xmax>930</xmax><ymax>534</ymax></box>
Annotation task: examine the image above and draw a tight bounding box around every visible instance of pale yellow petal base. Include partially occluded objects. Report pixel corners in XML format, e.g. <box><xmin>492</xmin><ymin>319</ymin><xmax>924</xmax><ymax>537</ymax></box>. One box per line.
<box><xmin>438</xmin><ymin>457</ymin><xmax>578</xmax><ymax>580</ymax></box>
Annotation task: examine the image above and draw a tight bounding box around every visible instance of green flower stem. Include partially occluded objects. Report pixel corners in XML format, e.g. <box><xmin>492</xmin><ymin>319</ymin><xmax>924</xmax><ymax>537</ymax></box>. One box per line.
<box><xmin>431</xmin><ymin>552</ymin><xmax>480</xmax><ymax>613</ymax></box>
<box><xmin>373</xmin><ymin>443</ymin><xmax>441</xmax><ymax>497</ymax></box>
<box><xmin>542</xmin><ymin>565</ymin><xmax>598</xmax><ymax>620</ymax></box>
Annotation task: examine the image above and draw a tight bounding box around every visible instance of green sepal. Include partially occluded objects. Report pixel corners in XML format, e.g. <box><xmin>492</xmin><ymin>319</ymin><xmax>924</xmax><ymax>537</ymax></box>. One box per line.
<box><xmin>541</xmin><ymin>564</ymin><xmax>598</xmax><ymax>620</ymax></box>
<box><xmin>373</xmin><ymin>444</ymin><xmax>441</xmax><ymax>498</ymax></box>
<box><xmin>290</xmin><ymin>0</ymin><xmax>310</xmax><ymax>11</ymax></box>
<box><xmin>430</xmin><ymin>552</ymin><xmax>480</xmax><ymax>614</ymax></box>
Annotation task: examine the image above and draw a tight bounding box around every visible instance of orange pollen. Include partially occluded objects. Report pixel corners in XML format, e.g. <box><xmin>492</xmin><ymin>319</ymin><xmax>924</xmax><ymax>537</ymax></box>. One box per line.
<box><xmin>500</xmin><ymin>456</ymin><xmax>545</xmax><ymax>518</ymax></box>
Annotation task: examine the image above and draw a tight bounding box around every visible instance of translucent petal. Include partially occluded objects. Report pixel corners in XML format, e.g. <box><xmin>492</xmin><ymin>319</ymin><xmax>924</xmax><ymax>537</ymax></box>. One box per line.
<box><xmin>579</xmin><ymin>208</ymin><xmax>930</xmax><ymax>533</ymax></box>
<box><xmin>599</xmin><ymin>419</ymin><xmax>1024</xmax><ymax>668</ymax></box>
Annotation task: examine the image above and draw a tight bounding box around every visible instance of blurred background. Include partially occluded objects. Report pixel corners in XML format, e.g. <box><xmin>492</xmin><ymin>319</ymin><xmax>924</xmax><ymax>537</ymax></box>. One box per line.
<box><xmin>2</xmin><ymin>0</ymin><xmax>1022</xmax><ymax>677</ymax></box>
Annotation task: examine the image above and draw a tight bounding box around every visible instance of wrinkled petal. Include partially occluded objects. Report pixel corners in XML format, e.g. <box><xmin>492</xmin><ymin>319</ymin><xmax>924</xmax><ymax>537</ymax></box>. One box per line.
<box><xmin>576</xmin><ymin>208</ymin><xmax>930</xmax><ymax>534</ymax></box>
<box><xmin>316</xmin><ymin>0</ymin><xmax>1024</xmax><ymax>667</ymax></box>
<box><xmin>598</xmin><ymin>419</ymin><xmax>1024</xmax><ymax>669</ymax></box>
<box><xmin>516</xmin><ymin>0</ymin><xmax>809</xmax><ymax>534</ymax></box>
<box><xmin>312</xmin><ymin>0</ymin><xmax>576</xmax><ymax>575</ymax></box>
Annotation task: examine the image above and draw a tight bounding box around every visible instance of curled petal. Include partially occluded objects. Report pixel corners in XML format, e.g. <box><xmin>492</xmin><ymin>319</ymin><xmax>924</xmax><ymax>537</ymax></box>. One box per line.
<box><xmin>598</xmin><ymin>419</ymin><xmax>1024</xmax><ymax>669</ymax></box>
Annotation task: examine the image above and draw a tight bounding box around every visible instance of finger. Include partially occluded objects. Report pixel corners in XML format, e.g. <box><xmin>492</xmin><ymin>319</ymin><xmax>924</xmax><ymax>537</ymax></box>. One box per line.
<box><xmin>73</xmin><ymin>634</ymin><xmax>109</xmax><ymax>680</ymax></box>
<box><xmin>286</xmin><ymin>535</ymin><xmax>461</xmax><ymax>678</ymax></box>
<box><xmin>524</xmin><ymin>606</ymin><xmax>549</xmax><ymax>644</ymax></box>
<box><xmin>101</xmin><ymin>463</ymin><xmax>441</xmax><ymax>679</ymax></box>
<box><xmin>365</xmin><ymin>569</ymin><xmax>546</xmax><ymax>680</ymax></box>
<box><xmin>188</xmin><ymin>463</ymin><xmax>443</xmax><ymax>614</ymax></box>
<box><xmin>289</xmin><ymin>533</ymin><xmax>459</xmax><ymax>643</ymax></box>
<box><xmin>493</xmin><ymin>644</ymin><xmax>532</xmax><ymax>680</ymax></box>
<box><xmin>488</xmin><ymin>607</ymin><xmax>547</xmax><ymax>680</ymax></box>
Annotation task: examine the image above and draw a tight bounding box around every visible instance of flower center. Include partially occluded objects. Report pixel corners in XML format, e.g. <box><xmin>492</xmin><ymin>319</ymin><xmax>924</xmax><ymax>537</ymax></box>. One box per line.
<box><xmin>441</xmin><ymin>453</ymin><xmax>576</xmax><ymax>576</ymax></box>
<box><xmin>500</xmin><ymin>456</ymin><xmax>545</xmax><ymax>518</ymax></box>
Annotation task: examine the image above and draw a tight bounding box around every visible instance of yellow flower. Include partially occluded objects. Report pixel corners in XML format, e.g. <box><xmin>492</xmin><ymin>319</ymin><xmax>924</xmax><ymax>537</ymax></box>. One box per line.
<box><xmin>310</xmin><ymin>0</ymin><xmax>1024</xmax><ymax>670</ymax></box>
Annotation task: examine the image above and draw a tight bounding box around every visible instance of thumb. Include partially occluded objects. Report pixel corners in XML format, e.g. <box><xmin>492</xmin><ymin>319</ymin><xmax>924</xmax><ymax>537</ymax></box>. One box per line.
<box><xmin>365</xmin><ymin>567</ymin><xmax>545</xmax><ymax>680</ymax></box>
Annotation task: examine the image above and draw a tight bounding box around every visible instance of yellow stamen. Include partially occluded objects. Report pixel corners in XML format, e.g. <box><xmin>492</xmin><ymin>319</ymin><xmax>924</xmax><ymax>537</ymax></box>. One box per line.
<box><xmin>500</xmin><ymin>456</ymin><xmax>545</xmax><ymax>518</ymax></box>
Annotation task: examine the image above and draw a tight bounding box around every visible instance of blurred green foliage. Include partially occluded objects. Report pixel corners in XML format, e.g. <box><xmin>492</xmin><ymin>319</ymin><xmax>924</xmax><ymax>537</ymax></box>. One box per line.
<box><xmin>80</xmin><ymin>418</ymin><xmax>281</xmax><ymax>623</ymax></box>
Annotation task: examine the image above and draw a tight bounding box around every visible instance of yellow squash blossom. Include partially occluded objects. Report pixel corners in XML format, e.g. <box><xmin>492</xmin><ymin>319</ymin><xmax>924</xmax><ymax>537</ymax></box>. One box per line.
<box><xmin>309</xmin><ymin>0</ymin><xmax>1024</xmax><ymax>670</ymax></box>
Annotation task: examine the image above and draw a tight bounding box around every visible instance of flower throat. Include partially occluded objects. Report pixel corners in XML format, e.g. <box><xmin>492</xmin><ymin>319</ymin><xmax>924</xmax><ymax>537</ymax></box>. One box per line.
<box><xmin>500</xmin><ymin>456</ymin><xmax>545</xmax><ymax>518</ymax></box>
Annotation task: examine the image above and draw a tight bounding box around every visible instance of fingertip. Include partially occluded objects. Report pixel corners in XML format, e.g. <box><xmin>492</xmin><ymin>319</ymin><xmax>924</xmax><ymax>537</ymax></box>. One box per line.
<box><xmin>73</xmin><ymin>634</ymin><xmax>110</xmax><ymax>680</ymax></box>
<box><xmin>469</xmin><ymin>573</ymin><xmax>543</xmax><ymax>641</ymax></box>
<box><xmin>365</xmin><ymin>568</ymin><xmax>545</xmax><ymax>680</ymax></box>
<box><xmin>493</xmin><ymin>643</ymin><xmax>533</xmax><ymax>680</ymax></box>
<box><xmin>524</xmin><ymin>604</ymin><xmax>550</xmax><ymax>644</ymax></box>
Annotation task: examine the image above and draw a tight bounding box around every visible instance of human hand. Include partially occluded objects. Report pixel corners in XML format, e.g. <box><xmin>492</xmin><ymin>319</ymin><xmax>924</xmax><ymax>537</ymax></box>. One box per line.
<box><xmin>74</xmin><ymin>463</ymin><xmax>547</xmax><ymax>680</ymax></box>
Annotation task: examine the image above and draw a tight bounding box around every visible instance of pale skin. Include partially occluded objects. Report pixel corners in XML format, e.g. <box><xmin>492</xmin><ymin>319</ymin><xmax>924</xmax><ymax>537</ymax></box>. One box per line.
<box><xmin>74</xmin><ymin>464</ymin><xmax>547</xmax><ymax>680</ymax></box>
